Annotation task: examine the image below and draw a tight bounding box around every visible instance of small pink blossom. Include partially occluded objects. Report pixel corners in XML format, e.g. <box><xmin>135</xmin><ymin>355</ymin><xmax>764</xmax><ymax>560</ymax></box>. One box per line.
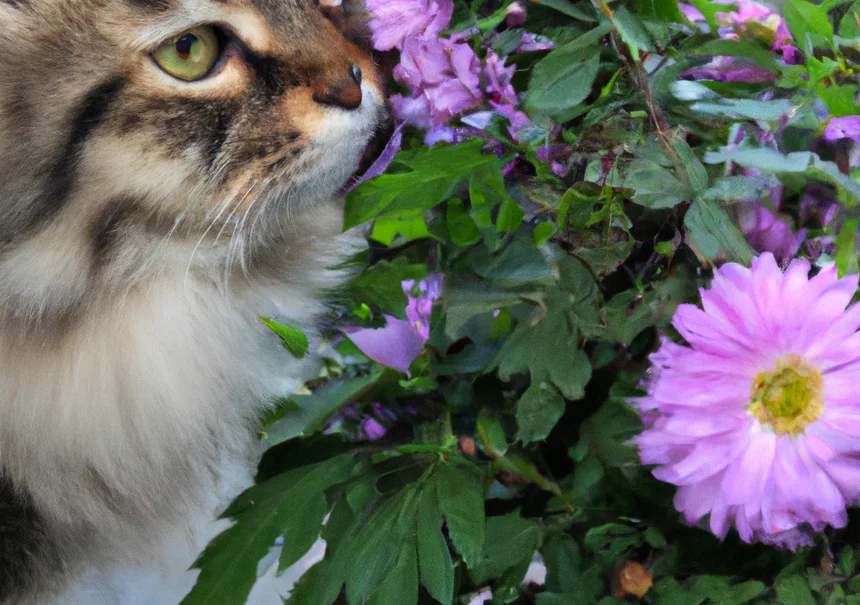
<box><xmin>393</xmin><ymin>36</ymin><xmax>483</xmax><ymax>129</ymax></box>
<box><xmin>345</xmin><ymin>275</ymin><xmax>444</xmax><ymax>374</ymax></box>
<box><xmin>823</xmin><ymin>116</ymin><xmax>860</xmax><ymax>146</ymax></box>
<box><xmin>365</xmin><ymin>0</ymin><xmax>453</xmax><ymax>51</ymax></box>
<box><xmin>738</xmin><ymin>205</ymin><xmax>806</xmax><ymax>263</ymax></box>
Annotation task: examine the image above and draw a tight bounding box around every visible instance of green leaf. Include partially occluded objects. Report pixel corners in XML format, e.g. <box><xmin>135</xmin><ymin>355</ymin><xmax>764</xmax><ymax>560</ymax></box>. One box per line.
<box><xmin>785</xmin><ymin>0</ymin><xmax>834</xmax><ymax>45</ymax></box>
<box><xmin>636</xmin><ymin>0</ymin><xmax>683</xmax><ymax>22</ymax></box>
<box><xmin>684</xmin><ymin>197</ymin><xmax>754</xmax><ymax>265</ymax></box>
<box><xmin>283</xmin><ymin>560</ymin><xmax>344</xmax><ymax>605</ymax></box>
<box><xmin>775</xmin><ymin>575</ymin><xmax>816</xmax><ymax>605</ymax></box>
<box><xmin>525</xmin><ymin>27</ymin><xmax>606</xmax><ymax>119</ymax></box>
<box><xmin>437</xmin><ymin>461</ymin><xmax>486</xmax><ymax>569</ymax></box>
<box><xmin>261</xmin><ymin>368</ymin><xmax>387</xmax><ymax>449</ymax></box>
<box><xmin>537</xmin><ymin>0</ymin><xmax>598</xmax><ymax>21</ymax></box>
<box><xmin>367</xmin><ymin>541</ymin><xmax>419</xmax><ymax>605</ymax></box>
<box><xmin>494</xmin><ymin>294</ymin><xmax>594</xmax><ymax>399</ymax></box>
<box><xmin>691</xmin><ymin>39</ymin><xmax>780</xmax><ymax>73</ymax></box>
<box><xmin>703</xmin><ymin>147</ymin><xmax>860</xmax><ymax>201</ymax></box>
<box><xmin>613</xmin><ymin>6</ymin><xmax>654</xmax><ymax>57</ymax></box>
<box><xmin>344</xmin><ymin>140</ymin><xmax>498</xmax><ymax>228</ymax></box>
<box><xmin>543</xmin><ymin>535</ymin><xmax>582</xmax><ymax>593</ymax></box>
<box><xmin>836</xmin><ymin>218</ymin><xmax>859</xmax><ymax>277</ymax></box>
<box><xmin>673</xmin><ymin>138</ymin><xmax>709</xmax><ymax>193</ymax></box>
<box><xmin>516</xmin><ymin>382</ymin><xmax>567</xmax><ymax>444</ymax></box>
<box><xmin>689</xmin><ymin>99</ymin><xmax>795</xmax><ymax>122</ymax></box>
<box><xmin>471</xmin><ymin>513</ymin><xmax>540</xmax><ymax>583</ymax></box>
<box><xmin>622</xmin><ymin>160</ymin><xmax>694</xmax><ymax>208</ymax></box>
<box><xmin>259</xmin><ymin>317</ymin><xmax>309</xmax><ymax>359</ymax></box>
<box><xmin>534</xmin><ymin>222</ymin><xmax>556</xmax><ymax>248</ymax></box>
<box><xmin>447</xmin><ymin>199</ymin><xmax>481</xmax><ymax>246</ymax></box>
<box><xmin>181</xmin><ymin>456</ymin><xmax>354</xmax><ymax>605</ymax></box>
<box><xmin>417</xmin><ymin>484</ymin><xmax>454</xmax><ymax>605</ymax></box>
<box><xmin>342</xmin><ymin>488</ymin><xmax>420</xmax><ymax>603</ymax></box>
<box><xmin>370</xmin><ymin>214</ymin><xmax>431</xmax><ymax>245</ymax></box>
<box><xmin>718</xmin><ymin>581</ymin><xmax>768</xmax><ymax>605</ymax></box>
<box><xmin>476</xmin><ymin>414</ymin><xmax>508</xmax><ymax>456</ymax></box>
<box><xmin>703</xmin><ymin>175</ymin><xmax>765</xmax><ymax>202</ymax></box>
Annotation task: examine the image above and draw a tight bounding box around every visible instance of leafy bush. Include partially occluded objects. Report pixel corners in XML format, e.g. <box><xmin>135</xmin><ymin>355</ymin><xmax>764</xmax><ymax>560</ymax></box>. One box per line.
<box><xmin>183</xmin><ymin>0</ymin><xmax>860</xmax><ymax>603</ymax></box>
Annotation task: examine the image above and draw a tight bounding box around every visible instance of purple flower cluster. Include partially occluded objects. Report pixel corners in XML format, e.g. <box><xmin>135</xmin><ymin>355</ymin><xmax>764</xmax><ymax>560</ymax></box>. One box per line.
<box><xmin>680</xmin><ymin>0</ymin><xmax>801</xmax><ymax>83</ymax></box>
<box><xmin>365</xmin><ymin>0</ymin><xmax>534</xmax><ymax>144</ymax></box>
<box><xmin>635</xmin><ymin>254</ymin><xmax>860</xmax><ymax>549</ymax></box>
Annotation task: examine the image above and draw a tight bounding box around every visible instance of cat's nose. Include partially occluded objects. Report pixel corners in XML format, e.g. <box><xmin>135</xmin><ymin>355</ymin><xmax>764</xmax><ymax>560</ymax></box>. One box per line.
<box><xmin>311</xmin><ymin>64</ymin><xmax>363</xmax><ymax>111</ymax></box>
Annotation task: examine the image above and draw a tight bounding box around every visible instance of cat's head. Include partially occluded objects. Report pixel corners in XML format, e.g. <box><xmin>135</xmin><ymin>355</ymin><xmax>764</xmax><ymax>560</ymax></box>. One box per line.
<box><xmin>0</xmin><ymin>0</ymin><xmax>384</xmax><ymax>260</ymax></box>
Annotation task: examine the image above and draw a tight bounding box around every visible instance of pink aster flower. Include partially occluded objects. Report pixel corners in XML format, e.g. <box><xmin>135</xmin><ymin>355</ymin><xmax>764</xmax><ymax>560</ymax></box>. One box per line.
<box><xmin>365</xmin><ymin>0</ymin><xmax>453</xmax><ymax>51</ymax></box>
<box><xmin>634</xmin><ymin>254</ymin><xmax>860</xmax><ymax>549</ymax></box>
<box><xmin>345</xmin><ymin>274</ymin><xmax>443</xmax><ymax>373</ymax></box>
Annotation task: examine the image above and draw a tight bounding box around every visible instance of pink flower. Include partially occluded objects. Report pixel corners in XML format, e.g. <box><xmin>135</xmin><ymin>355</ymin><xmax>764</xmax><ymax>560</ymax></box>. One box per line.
<box><xmin>393</xmin><ymin>36</ymin><xmax>483</xmax><ymax>129</ymax></box>
<box><xmin>738</xmin><ymin>205</ymin><xmax>806</xmax><ymax>263</ymax></box>
<box><xmin>679</xmin><ymin>3</ymin><xmax>705</xmax><ymax>21</ymax></box>
<box><xmin>823</xmin><ymin>116</ymin><xmax>860</xmax><ymax>146</ymax></box>
<box><xmin>365</xmin><ymin>0</ymin><xmax>453</xmax><ymax>51</ymax></box>
<box><xmin>634</xmin><ymin>254</ymin><xmax>860</xmax><ymax>549</ymax></box>
<box><xmin>345</xmin><ymin>275</ymin><xmax>444</xmax><ymax>373</ymax></box>
<box><xmin>505</xmin><ymin>2</ymin><xmax>527</xmax><ymax>27</ymax></box>
<box><xmin>484</xmin><ymin>52</ymin><xmax>518</xmax><ymax>106</ymax></box>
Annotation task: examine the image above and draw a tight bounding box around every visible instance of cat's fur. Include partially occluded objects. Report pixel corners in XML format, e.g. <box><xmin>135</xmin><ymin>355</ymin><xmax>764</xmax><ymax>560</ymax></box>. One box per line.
<box><xmin>0</xmin><ymin>0</ymin><xmax>383</xmax><ymax>602</ymax></box>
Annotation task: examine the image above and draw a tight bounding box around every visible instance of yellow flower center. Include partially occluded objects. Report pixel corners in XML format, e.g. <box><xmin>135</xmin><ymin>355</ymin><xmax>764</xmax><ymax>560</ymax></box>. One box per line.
<box><xmin>748</xmin><ymin>354</ymin><xmax>823</xmax><ymax>437</ymax></box>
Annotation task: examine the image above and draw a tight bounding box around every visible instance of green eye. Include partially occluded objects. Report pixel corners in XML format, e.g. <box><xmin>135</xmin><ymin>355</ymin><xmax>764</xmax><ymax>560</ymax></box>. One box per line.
<box><xmin>153</xmin><ymin>26</ymin><xmax>220</xmax><ymax>82</ymax></box>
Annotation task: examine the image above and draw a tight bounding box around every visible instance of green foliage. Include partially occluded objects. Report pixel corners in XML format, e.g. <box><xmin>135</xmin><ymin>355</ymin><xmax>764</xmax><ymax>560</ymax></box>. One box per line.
<box><xmin>186</xmin><ymin>0</ymin><xmax>860</xmax><ymax>603</ymax></box>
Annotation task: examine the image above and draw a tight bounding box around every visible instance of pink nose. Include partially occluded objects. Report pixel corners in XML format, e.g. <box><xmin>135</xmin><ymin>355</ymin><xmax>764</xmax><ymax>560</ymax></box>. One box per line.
<box><xmin>311</xmin><ymin>64</ymin><xmax>363</xmax><ymax>110</ymax></box>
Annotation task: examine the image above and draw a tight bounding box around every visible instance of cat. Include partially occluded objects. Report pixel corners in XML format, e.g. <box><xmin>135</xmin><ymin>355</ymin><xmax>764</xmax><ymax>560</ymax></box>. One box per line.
<box><xmin>0</xmin><ymin>0</ymin><xmax>383</xmax><ymax>602</ymax></box>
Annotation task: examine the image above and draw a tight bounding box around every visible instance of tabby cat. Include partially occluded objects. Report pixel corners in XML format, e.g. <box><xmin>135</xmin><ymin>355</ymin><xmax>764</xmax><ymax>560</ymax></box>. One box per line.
<box><xmin>0</xmin><ymin>0</ymin><xmax>383</xmax><ymax>602</ymax></box>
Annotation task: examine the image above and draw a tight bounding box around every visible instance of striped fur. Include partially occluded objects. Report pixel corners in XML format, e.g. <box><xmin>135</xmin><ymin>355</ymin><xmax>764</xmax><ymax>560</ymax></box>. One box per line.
<box><xmin>0</xmin><ymin>0</ymin><xmax>383</xmax><ymax>602</ymax></box>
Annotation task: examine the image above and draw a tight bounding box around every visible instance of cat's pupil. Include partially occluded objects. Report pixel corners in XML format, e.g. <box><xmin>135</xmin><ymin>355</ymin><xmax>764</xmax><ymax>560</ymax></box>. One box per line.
<box><xmin>174</xmin><ymin>34</ymin><xmax>197</xmax><ymax>60</ymax></box>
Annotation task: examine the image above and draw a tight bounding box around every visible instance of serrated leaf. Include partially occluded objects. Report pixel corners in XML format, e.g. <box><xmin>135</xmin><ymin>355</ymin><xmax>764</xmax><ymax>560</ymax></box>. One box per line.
<box><xmin>343</xmin><ymin>488</ymin><xmax>420</xmax><ymax>604</ymax></box>
<box><xmin>785</xmin><ymin>0</ymin><xmax>834</xmax><ymax>45</ymax></box>
<box><xmin>260</xmin><ymin>317</ymin><xmax>309</xmax><ymax>359</ymax></box>
<box><xmin>685</xmin><ymin>197</ymin><xmax>754</xmax><ymax>265</ymax></box>
<box><xmin>704</xmin><ymin>147</ymin><xmax>860</xmax><ymax>201</ymax></box>
<box><xmin>613</xmin><ymin>6</ymin><xmax>654</xmax><ymax>57</ymax></box>
<box><xmin>471</xmin><ymin>513</ymin><xmax>540</xmax><ymax>583</ymax></box>
<box><xmin>417</xmin><ymin>482</ymin><xmax>454</xmax><ymax>605</ymax></box>
<box><xmin>526</xmin><ymin>39</ymin><xmax>602</xmax><ymax>119</ymax></box>
<box><xmin>542</xmin><ymin>535</ymin><xmax>582</xmax><ymax>593</ymax></box>
<box><xmin>437</xmin><ymin>461</ymin><xmax>486</xmax><ymax>570</ymax></box>
<box><xmin>673</xmin><ymin>138</ymin><xmax>708</xmax><ymax>193</ymax></box>
<box><xmin>494</xmin><ymin>303</ymin><xmax>593</xmax><ymax>400</ymax></box>
<box><xmin>367</xmin><ymin>540</ymin><xmax>419</xmax><ymax>605</ymax></box>
<box><xmin>775</xmin><ymin>575</ymin><xmax>816</xmax><ymax>605</ymax></box>
<box><xmin>181</xmin><ymin>456</ymin><xmax>354</xmax><ymax>605</ymax></box>
<box><xmin>516</xmin><ymin>383</ymin><xmax>567</xmax><ymax>444</ymax></box>
<box><xmin>689</xmin><ymin>99</ymin><xmax>795</xmax><ymax>122</ymax></box>
<box><xmin>622</xmin><ymin>160</ymin><xmax>693</xmax><ymax>208</ymax></box>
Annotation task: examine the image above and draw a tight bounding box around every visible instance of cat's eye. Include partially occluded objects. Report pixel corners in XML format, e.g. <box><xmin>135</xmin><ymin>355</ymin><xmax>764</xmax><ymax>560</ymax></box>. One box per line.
<box><xmin>153</xmin><ymin>26</ymin><xmax>220</xmax><ymax>82</ymax></box>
